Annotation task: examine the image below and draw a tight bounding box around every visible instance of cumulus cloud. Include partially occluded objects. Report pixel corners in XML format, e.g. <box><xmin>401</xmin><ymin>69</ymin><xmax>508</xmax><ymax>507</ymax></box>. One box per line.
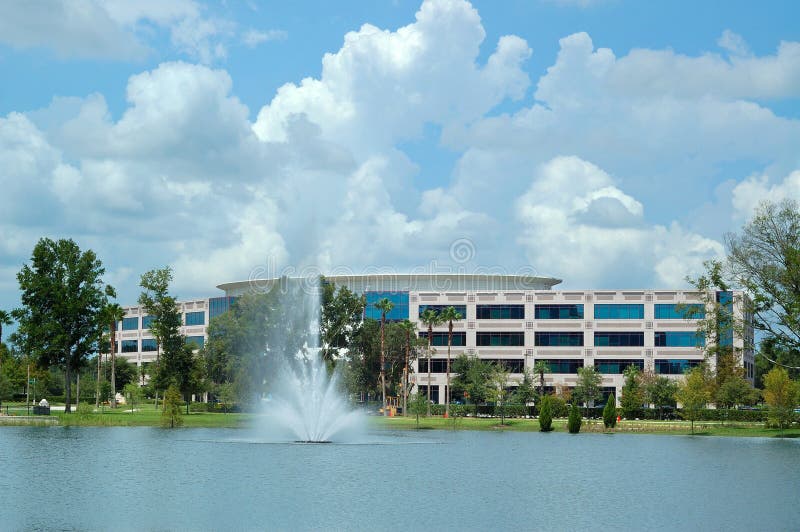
<box><xmin>731</xmin><ymin>170</ymin><xmax>800</xmax><ymax>219</ymax></box>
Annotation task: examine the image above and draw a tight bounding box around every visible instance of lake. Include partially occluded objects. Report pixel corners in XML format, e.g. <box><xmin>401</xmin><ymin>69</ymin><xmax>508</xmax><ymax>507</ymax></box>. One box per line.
<box><xmin>1</xmin><ymin>426</ymin><xmax>798</xmax><ymax>531</ymax></box>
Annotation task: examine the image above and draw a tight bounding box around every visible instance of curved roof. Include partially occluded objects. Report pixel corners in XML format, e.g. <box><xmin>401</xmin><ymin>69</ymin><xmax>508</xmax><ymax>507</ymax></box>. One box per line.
<box><xmin>217</xmin><ymin>273</ymin><xmax>562</xmax><ymax>297</ymax></box>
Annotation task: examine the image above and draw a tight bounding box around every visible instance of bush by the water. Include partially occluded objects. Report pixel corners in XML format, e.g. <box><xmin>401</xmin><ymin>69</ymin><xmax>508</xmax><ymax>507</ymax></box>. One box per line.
<box><xmin>568</xmin><ymin>403</ymin><xmax>582</xmax><ymax>433</ymax></box>
<box><xmin>603</xmin><ymin>395</ymin><xmax>617</xmax><ymax>429</ymax></box>
<box><xmin>539</xmin><ymin>396</ymin><xmax>553</xmax><ymax>432</ymax></box>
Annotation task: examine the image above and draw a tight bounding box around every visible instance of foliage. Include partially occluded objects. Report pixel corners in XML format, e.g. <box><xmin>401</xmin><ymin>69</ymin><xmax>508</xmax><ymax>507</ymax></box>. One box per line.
<box><xmin>676</xmin><ymin>367</ymin><xmax>712</xmax><ymax>434</ymax></box>
<box><xmin>514</xmin><ymin>369</ymin><xmax>537</xmax><ymax>410</ymax></box>
<box><xmin>602</xmin><ymin>393</ymin><xmax>617</xmax><ymax>429</ymax></box>
<box><xmin>123</xmin><ymin>383</ymin><xmax>143</xmax><ymax>410</ymax></box>
<box><xmin>407</xmin><ymin>393</ymin><xmax>429</xmax><ymax>428</ymax></box>
<box><xmin>450</xmin><ymin>354</ymin><xmax>493</xmax><ymax>416</ymax></box>
<box><xmin>573</xmin><ymin>366</ymin><xmax>602</xmax><ymax>413</ymax></box>
<box><xmin>320</xmin><ymin>280</ymin><xmax>365</xmax><ymax>364</ymax></box>
<box><xmin>620</xmin><ymin>366</ymin><xmax>644</xmax><ymax>419</ymax></box>
<box><xmin>419</xmin><ymin>307</ymin><xmax>443</xmax><ymax>414</ymax></box>
<box><xmin>138</xmin><ymin>267</ymin><xmax>184</xmax><ymax>394</ymax></box>
<box><xmin>439</xmin><ymin>305</ymin><xmax>463</xmax><ymax>418</ymax></box>
<box><xmin>13</xmin><ymin>238</ymin><xmax>111</xmax><ymax>413</ymax></box>
<box><xmin>640</xmin><ymin>370</ymin><xmax>679</xmax><ymax>419</ymax></box>
<box><xmin>160</xmin><ymin>385</ymin><xmax>184</xmax><ymax>428</ymax></box>
<box><xmin>567</xmin><ymin>403</ymin><xmax>582</xmax><ymax>433</ymax></box>
<box><xmin>532</xmin><ymin>360</ymin><xmax>551</xmax><ymax>398</ymax></box>
<box><xmin>538</xmin><ymin>395</ymin><xmax>553</xmax><ymax>432</ymax></box>
<box><xmin>715</xmin><ymin>374</ymin><xmax>758</xmax><ymax>409</ymax></box>
<box><xmin>486</xmin><ymin>363</ymin><xmax>511</xmax><ymax>425</ymax></box>
<box><xmin>763</xmin><ymin>367</ymin><xmax>799</xmax><ymax>431</ymax></box>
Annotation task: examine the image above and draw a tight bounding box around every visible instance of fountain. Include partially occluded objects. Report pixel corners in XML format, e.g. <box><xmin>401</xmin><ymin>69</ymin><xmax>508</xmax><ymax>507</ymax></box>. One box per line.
<box><xmin>260</xmin><ymin>277</ymin><xmax>364</xmax><ymax>443</ymax></box>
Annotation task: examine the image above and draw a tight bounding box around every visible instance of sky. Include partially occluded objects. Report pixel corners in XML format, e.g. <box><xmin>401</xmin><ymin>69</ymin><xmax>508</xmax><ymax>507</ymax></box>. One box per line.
<box><xmin>1</xmin><ymin>0</ymin><xmax>799</xmax><ymax>311</ymax></box>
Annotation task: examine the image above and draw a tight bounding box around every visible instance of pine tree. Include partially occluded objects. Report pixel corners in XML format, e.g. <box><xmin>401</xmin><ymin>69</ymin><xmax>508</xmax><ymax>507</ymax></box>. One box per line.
<box><xmin>603</xmin><ymin>393</ymin><xmax>617</xmax><ymax>429</ymax></box>
<box><xmin>538</xmin><ymin>395</ymin><xmax>553</xmax><ymax>432</ymax></box>
<box><xmin>568</xmin><ymin>403</ymin><xmax>582</xmax><ymax>433</ymax></box>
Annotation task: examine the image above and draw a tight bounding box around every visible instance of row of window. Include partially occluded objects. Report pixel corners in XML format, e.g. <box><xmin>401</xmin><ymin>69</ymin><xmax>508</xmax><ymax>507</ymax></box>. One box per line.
<box><xmin>117</xmin><ymin>336</ymin><xmax>205</xmax><ymax>352</ymax></box>
<box><xmin>417</xmin><ymin>358</ymin><xmax>700</xmax><ymax>375</ymax></box>
<box><xmin>419</xmin><ymin>331</ymin><xmax>706</xmax><ymax>348</ymax></box>
<box><xmin>121</xmin><ymin>312</ymin><xmax>207</xmax><ymax>331</ymax></box>
<box><xmin>412</xmin><ymin>303</ymin><xmax>708</xmax><ymax>321</ymax></box>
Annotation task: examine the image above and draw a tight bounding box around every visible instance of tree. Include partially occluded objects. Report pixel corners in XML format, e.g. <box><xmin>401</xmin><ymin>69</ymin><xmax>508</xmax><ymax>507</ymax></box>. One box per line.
<box><xmin>101</xmin><ymin>302</ymin><xmax>125</xmax><ymax>409</ymax></box>
<box><xmin>532</xmin><ymin>360</ymin><xmax>551</xmax><ymax>398</ymax></box>
<box><xmin>407</xmin><ymin>393</ymin><xmax>428</xmax><ymax>428</ymax></box>
<box><xmin>763</xmin><ymin>367</ymin><xmax>799</xmax><ymax>432</ymax></box>
<box><xmin>373</xmin><ymin>298</ymin><xmax>395</xmax><ymax>417</ymax></box>
<box><xmin>573</xmin><ymin>366</ymin><xmax>602</xmax><ymax>415</ymax></box>
<box><xmin>487</xmin><ymin>363</ymin><xmax>511</xmax><ymax>425</ymax></box>
<box><xmin>715</xmin><ymin>374</ymin><xmax>757</xmax><ymax>410</ymax></box>
<box><xmin>538</xmin><ymin>395</ymin><xmax>553</xmax><ymax>432</ymax></box>
<box><xmin>419</xmin><ymin>308</ymin><xmax>443</xmax><ymax>416</ymax></box>
<box><xmin>14</xmin><ymin>238</ymin><xmax>111</xmax><ymax>413</ymax></box>
<box><xmin>450</xmin><ymin>354</ymin><xmax>492</xmax><ymax>416</ymax></box>
<box><xmin>320</xmin><ymin>280</ymin><xmax>365</xmax><ymax>365</ymax></box>
<box><xmin>397</xmin><ymin>320</ymin><xmax>419</xmax><ymax>417</ymax></box>
<box><xmin>676</xmin><ymin>367</ymin><xmax>711</xmax><ymax>434</ymax></box>
<box><xmin>514</xmin><ymin>369</ymin><xmax>537</xmax><ymax>415</ymax></box>
<box><xmin>439</xmin><ymin>306</ymin><xmax>463</xmax><ymax>419</ymax></box>
<box><xmin>123</xmin><ymin>382</ymin><xmax>143</xmax><ymax>411</ymax></box>
<box><xmin>620</xmin><ymin>366</ymin><xmax>645</xmax><ymax>419</ymax></box>
<box><xmin>602</xmin><ymin>393</ymin><xmax>617</xmax><ymax>429</ymax></box>
<box><xmin>640</xmin><ymin>370</ymin><xmax>679</xmax><ymax>419</ymax></box>
<box><xmin>0</xmin><ymin>310</ymin><xmax>12</xmax><ymax>381</ymax></box>
<box><xmin>567</xmin><ymin>403</ymin><xmax>582</xmax><ymax>433</ymax></box>
<box><xmin>161</xmin><ymin>384</ymin><xmax>184</xmax><ymax>428</ymax></box>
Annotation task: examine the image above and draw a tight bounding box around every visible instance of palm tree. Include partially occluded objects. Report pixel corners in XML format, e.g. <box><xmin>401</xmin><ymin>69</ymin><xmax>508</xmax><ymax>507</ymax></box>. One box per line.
<box><xmin>0</xmin><ymin>310</ymin><xmax>12</xmax><ymax>387</ymax></box>
<box><xmin>439</xmin><ymin>306</ymin><xmax>463</xmax><ymax>419</ymax></box>
<box><xmin>533</xmin><ymin>360</ymin><xmax>551</xmax><ymax>399</ymax></box>
<box><xmin>102</xmin><ymin>304</ymin><xmax>125</xmax><ymax>409</ymax></box>
<box><xmin>397</xmin><ymin>319</ymin><xmax>417</xmax><ymax>416</ymax></box>
<box><xmin>374</xmin><ymin>298</ymin><xmax>394</xmax><ymax>417</ymax></box>
<box><xmin>419</xmin><ymin>308</ymin><xmax>443</xmax><ymax>416</ymax></box>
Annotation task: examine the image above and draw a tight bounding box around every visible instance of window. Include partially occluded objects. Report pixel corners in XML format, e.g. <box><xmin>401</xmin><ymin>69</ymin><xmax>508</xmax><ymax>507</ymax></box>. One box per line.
<box><xmin>185</xmin><ymin>311</ymin><xmax>205</xmax><ymax>326</ymax></box>
<box><xmin>209</xmin><ymin>296</ymin><xmax>237</xmax><ymax>319</ymax></box>
<box><xmin>654</xmin><ymin>304</ymin><xmax>705</xmax><ymax>320</ymax></box>
<box><xmin>654</xmin><ymin>331</ymin><xmax>705</xmax><ymax>347</ymax></box>
<box><xmin>121</xmin><ymin>340</ymin><xmax>138</xmax><ymax>353</ymax></box>
<box><xmin>418</xmin><ymin>331</ymin><xmax>466</xmax><ymax>346</ymax></box>
<box><xmin>536</xmin><ymin>359</ymin><xmax>583</xmax><ymax>374</ymax></box>
<box><xmin>122</xmin><ymin>317</ymin><xmax>139</xmax><ymax>331</ymax></box>
<box><xmin>716</xmin><ymin>291</ymin><xmax>734</xmax><ymax>347</ymax></box>
<box><xmin>365</xmin><ymin>291</ymin><xmax>410</xmax><ymax>321</ymax></box>
<box><xmin>654</xmin><ymin>359</ymin><xmax>701</xmax><ymax>375</ymax></box>
<box><xmin>594</xmin><ymin>332</ymin><xmax>644</xmax><ymax>347</ymax></box>
<box><xmin>141</xmin><ymin>338</ymin><xmax>157</xmax><ymax>352</ymax></box>
<box><xmin>476</xmin><ymin>305</ymin><xmax>525</xmax><ymax>320</ymax></box>
<box><xmin>186</xmin><ymin>336</ymin><xmax>204</xmax><ymax>348</ymax></box>
<box><xmin>594</xmin><ymin>359</ymin><xmax>644</xmax><ymax>374</ymax></box>
<box><xmin>142</xmin><ymin>315</ymin><xmax>154</xmax><ymax>329</ymax></box>
<box><xmin>416</xmin><ymin>385</ymin><xmax>439</xmax><ymax>403</ymax></box>
<box><xmin>535</xmin><ymin>332</ymin><xmax>584</xmax><ymax>347</ymax></box>
<box><xmin>593</xmin><ymin>304</ymin><xmax>644</xmax><ymax>320</ymax></box>
<box><xmin>418</xmin><ymin>359</ymin><xmax>451</xmax><ymax>373</ymax></box>
<box><xmin>534</xmin><ymin>304</ymin><xmax>583</xmax><ymax>320</ymax></box>
<box><xmin>419</xmin><ymin>305</ymin><xmax>467</xmax><ymax>318</ymax></box>
<box><xmin>476</xmin><ymin>332</ymin><xmax>525</xmax><ymax>346</ymax></box>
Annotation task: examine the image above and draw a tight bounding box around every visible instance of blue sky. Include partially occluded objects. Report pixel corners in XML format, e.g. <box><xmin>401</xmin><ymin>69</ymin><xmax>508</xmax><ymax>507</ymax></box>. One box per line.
<box><xmin>1</xmin><ymin>0</ymin><xmax>799</xmax><ymax>310</ymax></box>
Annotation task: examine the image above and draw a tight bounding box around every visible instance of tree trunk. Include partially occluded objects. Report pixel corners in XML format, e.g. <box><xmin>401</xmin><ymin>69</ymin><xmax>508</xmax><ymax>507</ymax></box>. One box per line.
<box><xmin>95</xmin><ymin>348</ymin><xmax>101</xmax><ymax>408</ymax></box>
<box><xmin>427</xmin><ymin>324</ymin><xmax>432</xmax><ymax>417</ymax></box>
<box><xmin>76</xmin><ymin>373</ymin><xmax>80</xmax><ymax>408</ymax></box>
<box><xmin>380</xmin><ymin>314</ymin><xmax>387</xmax><ymax>417</ymax></box>
<box><xmin>64</xmin><ymin>363</ymin><xmax>72</xmax><ymax>414</ymax></box>
<box><xmin>446</xmin><ymin>322</ymin><xmax>452</xmax><ymax>419</ymax></box>
<box><xmin>111</xmin><ymin>321</ymin><xmax>117</xmax><ymax>409</ymax></box>
<box><xmin>403</xmin><ymin>332</ymin><xmax>409</xmax><ymax>417</ymax></box>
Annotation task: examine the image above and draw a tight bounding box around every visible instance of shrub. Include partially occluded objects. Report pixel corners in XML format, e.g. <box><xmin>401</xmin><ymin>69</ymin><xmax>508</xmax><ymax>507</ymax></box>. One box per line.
<box><xmin>161</xmin><ymin>385</ymin><xmax>184</xmax><ymax>428</ymax></box>
<box><xmin>539</xmin><ymin>396</ymin><xmax>553</xmax><ymax>432</ymax></box>
<box><xmin>568</xmin><ymin>403</ymin><xmax>582</xmax><ymax>433</ymax></box>
<box><xmin>603</xmin><ymin>394</ymin><xmax>617</xmax><ymax>429</ymax></box>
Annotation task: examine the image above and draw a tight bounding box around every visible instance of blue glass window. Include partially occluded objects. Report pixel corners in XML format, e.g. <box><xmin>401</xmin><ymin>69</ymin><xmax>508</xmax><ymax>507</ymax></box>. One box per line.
<box><xmin>121</xmin><ymin>340</ymin><xmax>138</xmax><ymax>353</ymax></box>
<box><xmin>365</xmin><ymin>291</ymin><xmax>409</xmax><ymax>321</ymax></box>
<box><xmin>418</xmin><ymin>331</ymin><xmax>466</xmax><ymax>346</ymax></box>
<box><xmin>142</xmin><ymin>315</ymin><xmax>154</xmax><ymax>329</ymax></box>
<box><xmin>654</xmin><ymin>359</ymin><xmax>701</xmax><ymax>374</ymax></box>
<box><xmin>593</xmin><ymin>304</ymin><xmax>644</xmax><ymax>319</ymax></box>
<box><xmin>186</xmin><ymin>336</ymin><xmax>205</xmax><ymax>348</ymax></box>
<box><xmin>654</xmin><ymin>304</ymin><xmax>705</xmax><ymax>320</ymax></box>
<box><xmin>535</xmin><ymin>332</ymin><xmax>584</xmax><ymax>346</ymax></box>
<box><xmin>419</xmin><ymin>305</ymin><xmax>467</xmax><ymax>318</ymax></box>
<box><xmin>594</xmin><ymin>359</ymin><xmax>644</xmax><ymax>374</ymax></box>
<box><xmin>209</xmin><ymin>296</ymin><xmax>238</xmax><ymax>319</ymax></box>
<box><xmin>121</xmin><ymin>317</ymin><xmax>139</xmax><ymax>331</ymax></box>
<box><xmin>185</xmin><ymin>311</ymin><xmax>205</xmax><ymax>326</ymax></box>
<box><xmin>476</xmin><ymin>305</ymin><xmax>525</xmax><ymax>319</ymax></box>
<box><xmin>716</xmin><ymin>291</ymin><xmax>734</xmax><ymax>347</ymax></box>
<box><xmin>535</xmin><ymin>304</ymin><xmax>583</xmax><ymax>320</ymax></box>
<box><xmin>537</xmin><ymin>359</ymin><xmax>583</xmax><ymax>373</ymax></box>
<box><xmin>476</xmin><ymin>332</ymin><xmax>525</xmax><ymax>346</ymax></box>
<box><xmin>654</xmin><ymin>332</ymin><xmax>705</xmax><ymax>347</ymax></box>
<box><xmin>594</xmin><ymin>332</ymin><xmax>644</xmax><ymax>347</ymax></box>
<box><xmin>141</xmin><ymin>338</ymin><xmax>157</xmax><ymax>352</ymax></box>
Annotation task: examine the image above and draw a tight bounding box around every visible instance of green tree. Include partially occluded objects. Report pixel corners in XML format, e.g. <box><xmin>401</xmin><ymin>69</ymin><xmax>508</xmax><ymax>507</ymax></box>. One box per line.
<box><xmin>407</xmin><ymin>392</ymin><xmax>428</xmax><ymax>428</ymax></box>
<box><xmin>514</xmin><ymin>369</ymin><xmax>537</xmax><ymax>415</ymax></box>
<box><xmin>487</xmin><ymin>363</ymin><xmax>511</xmax><ymax>425</ymax></box>
<box><xmin>0</xmin><ymin>310</ymin><xmax>12</xmax><ymax>381</ymax></box>
<box><xmin>419</xmin><ymin>308</ymin><xmax>443</xmax><ymax>416</ymax></box>
<box><xmin>450</xmin><ymin>354</ymin><xmax>492</xmax><ymax>416</ymax></box>
<box><xmin>123</xmin><ymin>382</ymin><xmax>142</xmax><ymax>411</ymax></box>
<box><xmin>373</xmin><ymin>298</ymin><xmax>395</xmax><ymax>417</ymax></box>
<box><xmin>676</xmin><ymin>367</ymin><xmax>711</xmax><ymax>434</ymax></box>
<box><xmin>573</xmin><ymin>366</ymin><xmax>602</xmax><ymax>415</ymax></box>
<box><xmin>439</xmin><ymin>306</ymin><xmax>463</xmax><ymax>419</ymax></box>
<box><xmin>602</xmin><ymin>393</ymin><xmax>617</xmax><ymax>429</ymax></box>
<box><xmin>532</xmin><ymin>360</ymin><xmax>551</xmax><ymax>398</ymax></box>
<box><xmin>100</xmin><ymin>302</ymin><xmax>125</xmax><ymax>408</ymax></box>
<box><xmin>538</xmin><ymin>395</ymin><xmax>553</xmax><ymax>432</ymax></box>
<box><xmin>715</xmin><ymin>374</ymin><xmax>757</xmax><ymax>410</ymax></box>
<box><xmin>161</xmin><ymin>384</ymin><xmax>184</xmax><ymax>428</ymax></box>
<box><xmin>763</xmin><ymin>367</ymin><xmax>799</xmax><ymax>432</ymax></box>
<box><xmin>320</xmin><ymin>280</ymin><xmax>365</xmax><ymax>365</ymax></box>
<box><xmin>620</xmin><ymin>366</ymin><xmax>644</xmax><ymax>419</ymax></box>
<box><xmin>397</xmin><ymin>319</ymin><xmax>419</xmax><ymax>416</ymax></box>
<box><xmin>14</xmin><ymin>238</ymin><xmax>111</xmax><ymax>413</ymax></box>
<box><xmin>641</xmin><ymin>370</ymin><xmax>679</xmax><ymax>419</ymax></box>
<box><xmin>567</xmin><ymin>402</ymin><xmax>582</xmax><ymax>433</ymax></box>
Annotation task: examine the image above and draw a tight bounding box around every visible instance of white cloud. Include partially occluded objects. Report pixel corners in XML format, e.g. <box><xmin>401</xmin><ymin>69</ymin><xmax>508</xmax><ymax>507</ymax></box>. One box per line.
<box><xmin>717</xmin><ymin>30</ymin><xmax>751</xmax><ymax>57</ymax></box>
<box><xmin>242</xmin><ymin>29</ymin><xmax>288</xmax><ymax>47</ymax></box>
<box><xmin>731</xmin><ymin>170</ymin><xmax>800</xmax><ymax>219</ymax></box>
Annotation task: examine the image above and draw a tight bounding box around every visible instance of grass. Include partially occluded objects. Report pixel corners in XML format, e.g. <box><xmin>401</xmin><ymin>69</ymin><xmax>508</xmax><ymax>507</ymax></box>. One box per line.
<box><xmin>369</xmin><ymin>415</ymin><xmax>800</xmax><ymax>438</ymax></box>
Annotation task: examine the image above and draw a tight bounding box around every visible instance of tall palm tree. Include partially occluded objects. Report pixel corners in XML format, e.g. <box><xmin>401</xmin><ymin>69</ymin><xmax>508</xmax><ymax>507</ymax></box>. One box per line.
<box><xmin>533</xmin><ymin>360</ymin><xmax>552</xmax><ymax>399</ymax></box>
<box><xmin>374</xmin><ymin>298</ymin><xmax>394</xmax><ymax>416</ymax></box>
<box><xmin>439</xmin><ymin>306</ymin><xmax>463</xmax><ymax>419</ymax></box>
<box><xmin>0</xmin><ymin>310</ymin><xmax>12</xmax><ymax>386</ymax></box>
<box><xmin>102</xmin><ymin>304</ymin><xmax>126</xmax><ymax>409</ymax></box>
<box><xmin>419</xmin><ymin>308</ymin><xmax>443</xmax><ymax>416</ymax></box>
<box><xmin>397</xmin><ymin>319</ymin><xmax>417</xmax><ymax>416</ymax></box>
